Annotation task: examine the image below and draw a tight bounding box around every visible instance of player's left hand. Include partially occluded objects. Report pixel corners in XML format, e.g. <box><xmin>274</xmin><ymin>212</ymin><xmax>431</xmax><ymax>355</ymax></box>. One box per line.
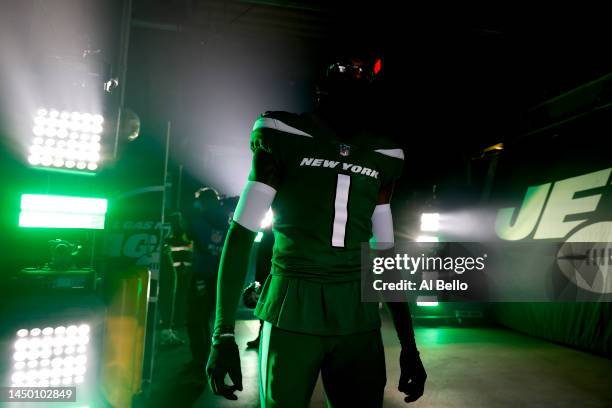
<box><xmin>206</xmin><ymin>335</ymin><xmax>243</xmax><ymax>400</ymax></box>
<box><xmin>398</xmin><ymin>348</ymin><xmax>427</xmax><ymax>403</ymax></box>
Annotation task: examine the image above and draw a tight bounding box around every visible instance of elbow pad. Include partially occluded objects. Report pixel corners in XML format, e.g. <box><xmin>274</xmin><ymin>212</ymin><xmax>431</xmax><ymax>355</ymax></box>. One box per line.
<box><xmin>233</xmin><ymin>181</ymin><xmax>277</xmax><ymax>232</ymax></box>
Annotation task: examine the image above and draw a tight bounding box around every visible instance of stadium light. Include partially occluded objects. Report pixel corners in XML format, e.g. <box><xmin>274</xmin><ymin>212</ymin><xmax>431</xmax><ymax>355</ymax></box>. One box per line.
<box><xmin>417</xmin><ymin>211</ymin><xmax>440</xmax><ymax>242</ymax></box>
<box><xmin>10</xmin><ymin>323</ymin><xmax>91</xmax><ymax>388</ymax></box>
<box><xmin>418</xmin><ymin>212</ymin><xmax>440</xmax><ymax>307</ymax></box>
<box><xmin>420</xmin><ymin>212</ymin><xmax>440</xmax><ymax>232</ymax></box>
<box><xmin>28</xmin><ymin>108</ymin><xmax>104</xmax><ymax>173</ymax></box>
<box><xmin>19</xmin><ymin>194</ymin><xmax>108</xmax><ymax>229</ymax></box>
<box><xmin>416</xmin><ymin>235</ymin><xmax>439</xmax><ymax>242</ymax></box>
<box><xmin>416</xmin><ymin>301</ymin><xmax>439</xmax><ymax>307</ymax></box>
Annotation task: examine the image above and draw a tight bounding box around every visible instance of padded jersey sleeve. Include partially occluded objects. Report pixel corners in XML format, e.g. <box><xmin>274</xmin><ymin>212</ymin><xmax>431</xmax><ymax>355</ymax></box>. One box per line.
<box><xmin>212</xmin><ymin>114</ymin><xmax>284</xmax><ymax>336</ymax></box>
<box><xmin>250</xmin><ymin>112</ymin><xmax>285</xmax><ymax>163</ymax></box>
<box><xmin>375</xmin><ymin>147</ymin><xmax>404</xmax><ymax>187</ymax></box>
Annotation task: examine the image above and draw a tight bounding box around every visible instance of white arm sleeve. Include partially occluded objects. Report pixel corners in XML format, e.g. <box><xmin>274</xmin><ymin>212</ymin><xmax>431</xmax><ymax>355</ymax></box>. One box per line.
<box><xmin>371</xmin><ymin>204</ymin><xmax>394</xmax><ymax>249</ymax></box>
<box><xmin>232</xmin><ymin>181</ymin><xmax>277</xmax><ymax>232</ymax></box>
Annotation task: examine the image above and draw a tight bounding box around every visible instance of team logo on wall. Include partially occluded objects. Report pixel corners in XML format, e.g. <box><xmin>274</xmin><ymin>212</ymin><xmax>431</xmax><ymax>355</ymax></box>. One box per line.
<box><xmin>557</xmin><ymin>225</ymin><xmax>612</xmax><ymax>295</ymax></box>
<box><xmin>495</xmin><ymin>167</ymin><xmax>612</xmax><ymax>295</ymax></box>
<box><xmin>104</xmin><ymin>185</ymin><xmax>171</xmax><ymax>267</ymax></box>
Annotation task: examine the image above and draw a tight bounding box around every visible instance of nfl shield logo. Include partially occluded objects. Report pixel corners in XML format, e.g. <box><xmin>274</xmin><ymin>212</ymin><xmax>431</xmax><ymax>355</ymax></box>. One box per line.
<box><xmin>339</xmin><ymin>144</ymin><xmax>351</xmax><ymax>157</ymax></box>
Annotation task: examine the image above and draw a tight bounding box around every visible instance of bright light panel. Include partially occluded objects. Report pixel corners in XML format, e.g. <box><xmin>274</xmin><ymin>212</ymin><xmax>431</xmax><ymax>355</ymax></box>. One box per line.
<box><xmin>21</xmin><ymin>194</ymin><xmax>107</xmax><ymax>214</ymax></box>
<box><xmin>417</xmin><ymin>301</ymin><xmax>439</xmax><ymax>307</ymax></box>
<box><xmin>420</xmin><ymin>212</ymin><xmax>440</xmax><ymax>232</ymax></box>
<box><xmin>11</xmin><ymin>324</ymin><xmax>91</xmax><ymax>387</ymax></box>
<box><xmin>19</xmin><ymin>194</ymin><xmax>107</xmax><ymax>229</ymax></box>
<box><xmin>29</xmin><ymin>108</ymin><xmax>103</xmax><ymax>172</ymax></box>
<box><xmin>416</xmin><ymin>235</ymin><xmax>439</xmax><ymax>242</ymax></box>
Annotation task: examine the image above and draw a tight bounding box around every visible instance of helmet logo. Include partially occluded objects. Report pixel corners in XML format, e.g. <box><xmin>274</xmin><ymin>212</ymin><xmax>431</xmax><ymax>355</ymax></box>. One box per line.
<box><xmin>339</xmin><ymin>144</ymin><xmax>351</xmax><ymax>157</ymax></box>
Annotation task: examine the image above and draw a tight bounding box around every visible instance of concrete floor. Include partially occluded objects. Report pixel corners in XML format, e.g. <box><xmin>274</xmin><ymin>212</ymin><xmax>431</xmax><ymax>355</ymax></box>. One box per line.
<box><xmin>140</xmin><ymin>319</ymin><xmax>612</xmax><ymax>408</ymax></box>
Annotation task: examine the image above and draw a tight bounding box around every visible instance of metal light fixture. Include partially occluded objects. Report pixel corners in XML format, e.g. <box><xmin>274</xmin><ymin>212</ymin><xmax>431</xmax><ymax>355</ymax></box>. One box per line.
<box><xmin>28</xmin><ymin>108</ymin><xmax>104</xmax><ymax>173</ymax></box>
<box><xmin>11</xmin><ymin>324</ymin><xmax>91</xmax><ymax>387</ymax></box>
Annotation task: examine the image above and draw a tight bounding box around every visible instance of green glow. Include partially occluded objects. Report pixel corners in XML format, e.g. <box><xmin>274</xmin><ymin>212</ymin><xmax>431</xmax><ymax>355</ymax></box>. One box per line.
<box><xmin>19</xmin><ymin>212</ymin><xmax>106</xmax><ymax>229</ymax></box>
<box><xmin>19</xmin><ymin>194</ymin><xmax>107</xmax><ymax>229</ymax></box>
<box><xmin>417</xmin><ymin>301</ymin><xmax>439</xmax><ymax>307</ymax></box>
<box><xmin>21</xmin><ymin>194</ymin><xmax>107</xmax><ymax>214</ymax></box>
<box><xmin>254</xmin><ymin>231</ymin><xmax>264</xmax><ymax>242</ymax></box>
<box><xmin>31</xmin><ymin>166</ymin><xmax>97</xmax><ymax>177</ymax></box>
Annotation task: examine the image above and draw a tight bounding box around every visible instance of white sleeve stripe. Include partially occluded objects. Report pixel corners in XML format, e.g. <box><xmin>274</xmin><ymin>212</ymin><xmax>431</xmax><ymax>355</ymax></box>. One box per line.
<box><xmin>371</xmin><ymin>204</ymin><xmax>394</xmax><ymax>247</ymax></box>
<box><xmin>245</xmin><ymin>180</ymin><xmax>277</xmax><ymax>196</ymax></box>
<box><xmin>252</xmin><ymin>117</ymin><xmax>313</xmax><ymax>138</ymax></box>
<box><xmin>374</xmin><ymin>148</ymin><xmax>404</xmax><ymax>160</ymax></box>
<box><xmin>233</xmin><ymin>181</ymin><xmax>277</xmax><ymax>232</ymax></box>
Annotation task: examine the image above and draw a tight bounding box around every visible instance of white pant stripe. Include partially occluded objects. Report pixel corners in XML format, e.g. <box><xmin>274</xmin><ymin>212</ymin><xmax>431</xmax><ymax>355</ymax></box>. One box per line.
<box><xmin>259</xmin><ymin>321</ymin><xmax>273</xmax><ymax>405</ymax></box>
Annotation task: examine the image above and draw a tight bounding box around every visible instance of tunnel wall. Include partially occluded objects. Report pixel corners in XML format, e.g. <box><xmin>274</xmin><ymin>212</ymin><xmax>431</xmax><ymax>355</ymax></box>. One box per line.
<box><xmin>493</xmin><ymin>303</ymin><xmax>612</xmax><ymax>357</ymax></box>
<box><xmin>483</xmin><ymin>85</ymin><xmax>612</xmax><ymax>356</ymax></box>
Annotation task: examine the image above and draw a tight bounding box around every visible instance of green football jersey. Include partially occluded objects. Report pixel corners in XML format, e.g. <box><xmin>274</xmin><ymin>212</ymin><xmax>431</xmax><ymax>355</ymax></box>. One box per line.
<box><xmin>251</xmin><ymin>110</ymin><xmax>404</xmax><ymax>335</ymax></box>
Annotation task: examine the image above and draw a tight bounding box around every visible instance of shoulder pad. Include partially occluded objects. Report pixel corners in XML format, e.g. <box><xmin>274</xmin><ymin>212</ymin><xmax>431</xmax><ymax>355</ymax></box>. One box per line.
<box><xmin>374</xmin><ymin>148</ymin><xmax>404</xmax><ymax>160</ymax></box>
<box><xmin>252</xmin><ymin>111</ymin><xmax>313</xmax><ymax>138</ymax></box>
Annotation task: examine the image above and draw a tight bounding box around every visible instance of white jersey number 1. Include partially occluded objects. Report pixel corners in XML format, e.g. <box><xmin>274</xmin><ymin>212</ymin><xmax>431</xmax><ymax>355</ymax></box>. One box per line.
<box><xmin>331</xmin><ymin>174</ymin><xmax>351</xmax><ymax>247</ymax></box>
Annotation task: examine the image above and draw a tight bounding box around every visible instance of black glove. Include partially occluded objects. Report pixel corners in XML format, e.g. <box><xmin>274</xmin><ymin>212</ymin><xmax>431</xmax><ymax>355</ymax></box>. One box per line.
<box><xmin>398</xmin><ymin>348</ymin><xmax>427</xmax><ymax>403</ymax></box>
<box><xmin>206</xmin><ymin>335</ymin><xmax>243</xmax><ymax>400</ymax></box>
<box><xmin>242</xmin><ymin>281</ymin><xmax>262</xmax><ymax>309</ymax></box>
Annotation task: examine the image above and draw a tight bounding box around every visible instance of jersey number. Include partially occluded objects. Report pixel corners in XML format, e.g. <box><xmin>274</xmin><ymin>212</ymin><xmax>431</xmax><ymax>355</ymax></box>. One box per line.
<box><xmin>331</xmin><ymin>174</ymin><xmax>351</xmax><ymax>247</ymax></box>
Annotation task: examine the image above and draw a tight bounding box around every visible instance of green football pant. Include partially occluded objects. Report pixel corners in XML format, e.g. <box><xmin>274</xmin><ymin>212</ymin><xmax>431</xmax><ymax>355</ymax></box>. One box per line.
<box><xmin>258</xmin><ymin>322</ymin><xmax>387</xmax><ymax>408</ymax></box>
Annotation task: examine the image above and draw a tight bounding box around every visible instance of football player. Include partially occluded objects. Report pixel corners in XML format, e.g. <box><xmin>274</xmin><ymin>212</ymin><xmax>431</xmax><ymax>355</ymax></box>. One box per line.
<box><xmin>185</xmin><ymin>187</ymin><xmax>229</xmax><ymax>377</ymax></box>
<box><xmin>206</xmin><ymin>51</ymin><xmax>427</xmax><ymax>407</ymax></box>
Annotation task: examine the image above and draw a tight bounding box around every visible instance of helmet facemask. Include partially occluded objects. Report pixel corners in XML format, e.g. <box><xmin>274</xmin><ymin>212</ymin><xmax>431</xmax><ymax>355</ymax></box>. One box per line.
<box><xmin>316</xmin><ymin>55</ymin><xmax>383</xmax><ymax>117</ymax></box>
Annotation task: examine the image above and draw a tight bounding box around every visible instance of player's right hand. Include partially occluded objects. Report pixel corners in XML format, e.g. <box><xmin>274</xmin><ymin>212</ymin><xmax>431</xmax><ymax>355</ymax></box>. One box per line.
<box><xmin>398</xmin><ymin>348</ymin><xmax>427</xmax><ymax>403</ymax></box>
<box><xmin>242</xmin><ymin>281</ymin><xmax>262</xmax><ymax>309</ymax></box>
<box><xmin>206</xmin><ymin>335</ymin><xmax>243</xmax><ymax>400</ymax></box>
